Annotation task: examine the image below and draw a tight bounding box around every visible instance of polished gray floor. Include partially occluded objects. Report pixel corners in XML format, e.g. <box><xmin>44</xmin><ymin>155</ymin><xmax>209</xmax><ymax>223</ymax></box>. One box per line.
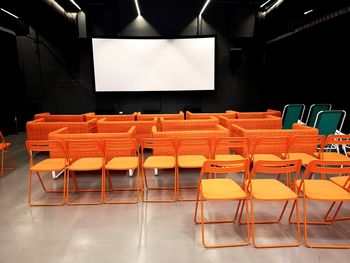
<box><xmin>1</xmin><ymin>132</ymin><xmax>350</xmax><ymax>263</ymax></box>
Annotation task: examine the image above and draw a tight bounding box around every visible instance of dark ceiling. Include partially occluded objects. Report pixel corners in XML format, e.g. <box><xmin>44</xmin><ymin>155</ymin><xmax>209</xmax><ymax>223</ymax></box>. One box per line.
<box><xmin>0</xmin><ymin>0</ymin><xmax>349</xmax><ymax>41</ymax></box>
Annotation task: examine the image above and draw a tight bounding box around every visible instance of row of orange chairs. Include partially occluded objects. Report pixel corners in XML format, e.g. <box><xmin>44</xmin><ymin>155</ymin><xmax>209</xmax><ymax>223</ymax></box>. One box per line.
<box><xmin>26</xmin><ymin>134</ymin><xmax>350</xmax><ymax>205</ymax></box>
<box><xmin>195</xmin><ymin>158</ymin><xmax>350</xmax><ymax>249</ymax></box>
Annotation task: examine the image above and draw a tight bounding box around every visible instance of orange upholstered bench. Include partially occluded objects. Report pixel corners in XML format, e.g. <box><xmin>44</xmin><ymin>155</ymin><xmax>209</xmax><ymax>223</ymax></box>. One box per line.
<box><xmin>152</xmin><ymin>124</ymin><xmax>229</xmax><ymax>156</ymax></box>
<box><xmin>219</xmin><ymin>114</ymin><xmax>282</xmax><ymax>131</ymax></box>
<box><xmin>84</xmin><ymin>112</ymin><xmax>137</xmax><ymax>121</ymax></box>
<box><xmin>230</xmin><ymin>123</ymin><xmax>318</xmax><ymax>156</ymax></box>
<box><xmin>34</xmin><ymin>112</ymin><xmax>86</xmax><ymax>122</ymax></box>
<box><xmin>136</xmin><ymin>112</ymin><xmax>184</xmax><ymax>129</ymax></box>
<box><xmin>185</xmin><ymin>111</ymin><xmax>237</xmax><ymax>120</ymax></box>
<box><xmin>48</xmin><ymin>126</ymin><xmax>136</xmax><ymax>158</ymax></box>
<box><xmin>225</xmin><ymin>109</ymin><xmax>282</xmax><ymax>118</ymax></box>
<box><xmin>26</xmin><ymin>118</ymin><xmax>98</xmax><ymax>140</ymax></box>
<box><xmin>97</xmin><ymin>118</ymin><xmax>157</xmax><ymax>142</ymax></box>
<box><xmin>159</xmin><ymin>117</ymin><xmax>219</xmax><ymax>131</ymax></box>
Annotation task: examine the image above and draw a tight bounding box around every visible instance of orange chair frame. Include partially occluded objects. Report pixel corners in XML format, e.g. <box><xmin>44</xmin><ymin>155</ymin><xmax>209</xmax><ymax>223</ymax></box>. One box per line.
<box><xmin>104</xmin><ymin>139</ymin><xmax>141</xmax><ymax>204</ymax></box>
<box><xmin>66</xmin><ymin>139</ymin><xmax>105</xmax><ymax>205</ymax></box>
<box><xmin>294</xmin><ymin>160</ymin><xmax>350</xmax><ymax>248</ymax></box>
<box><xmin>176</xmin><ymin>137</ymin><xmax>211</xmax><ymax>201</ymax></box>
<box><xmin>247</xmin><ymin>159</ymin><xmax>302</xmax><ymax>248</ymax></box>
<box><xmin>194</xmin><ymin>159</ymin><xmax>250</xmax><ymax>248</ymax></box>
<box><xmin>26</xmin><ymin>140</ymin><xmax>67</xmax><ymax>206</ymax></box>
<box><xmin>141</xmin><ymin>138</ymin><xmax>177</xmax><ymax>202</ymax></box>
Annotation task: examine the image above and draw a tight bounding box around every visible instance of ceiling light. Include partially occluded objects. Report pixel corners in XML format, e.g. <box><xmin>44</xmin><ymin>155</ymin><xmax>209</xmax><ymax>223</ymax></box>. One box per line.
<box><xmin>304</xmin><ymin>9</ymin><xmax>313</xmax><ymax>15</ymax></box>
<box><xmin>0</xmin><ymin>8</ymin><xmax>19</xmax><ymax>19</ymax></box>
<box><xmin>199</xmin><ymin>0</ymin><xmax>211</xmax><ymax>17</ymax></box>
<box><xmin>134</xmin><ymin>0</ymin><xmax>141</xmax><ymax>16</ymax></box>
<box><xmin>260</xmin><ymin>0</ymin><xmax>274</xmax><ymax>8</ymax></box>
<box><xmin>69</xmin><ymin>0</ymin><xmax>81</xmax><ymax>11</ymax></box>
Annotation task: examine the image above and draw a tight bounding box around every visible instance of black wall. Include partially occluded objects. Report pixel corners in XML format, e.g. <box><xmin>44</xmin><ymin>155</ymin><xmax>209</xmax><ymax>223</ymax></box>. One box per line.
<box><xmin>1</xmin><ymin>0</ymin><xmax>349</xmax><ymax>133</ymax></box>
<box><xmin>0</xmin><ymin>27</ymin><xmax>24</xmax><ymax>135</ymax></box>
<box><xmin>257</xmin><ymin>3</ymin><xmax>350</xmax><ymax>132</ymax></box>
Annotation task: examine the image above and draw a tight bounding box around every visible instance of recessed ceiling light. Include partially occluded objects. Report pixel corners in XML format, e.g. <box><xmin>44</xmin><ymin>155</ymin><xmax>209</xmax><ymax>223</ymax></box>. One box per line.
<box><xmin>0</xmin><ymin>8</ymin><xmax>19</xmax><ymax>19</ymax></box>
<box><xmin>199</xmin><ymin>0</ymin><xmax>211</xmax><ymax>17</ymax></box>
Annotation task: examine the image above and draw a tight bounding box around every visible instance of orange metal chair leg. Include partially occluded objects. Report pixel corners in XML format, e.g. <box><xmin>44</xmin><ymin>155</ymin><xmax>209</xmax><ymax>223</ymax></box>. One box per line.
<box><xmin>197</xmin><ymin>194</ymin><xmax>250</xmax><ymax>248</ymax></box>
<box><xmin>303</xmin><ymin>196</ymin><xmax>350</xmax><ymax>248</ymax></box>
<box><xmin>250</xmin><ymin>198</ymin><xmax>301</xmax><ymax>248</ymax></box>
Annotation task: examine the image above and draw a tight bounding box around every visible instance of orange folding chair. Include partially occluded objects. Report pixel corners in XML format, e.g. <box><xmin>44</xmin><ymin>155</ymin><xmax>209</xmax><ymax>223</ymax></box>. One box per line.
<box><xmin>286</xmin><ymin>135</ymin><xmax>325</xmax><ymax>166</ymax></box>
<box><xmin>141</xmin><ymin>138</ymin><xmax>177</xmax><ymax>202</ymax></box>
<box><xmin>66</xmin><ymin>139</ymin><xmax>105</xmax><ymax>205</ymax></box>
<box><xmin>194</xmin><ymin>159</ymin><xmax>250</xmax><ymax>248</ymax></box>
<box><xmin>324</xmin><ymin>174</ymin><xmax>350</xmax><ymax>222</ymax></box>
<box><xmin>177</xmin><ymin>137</ymin><xmax>211</xmax><ymax>201</ymax></box>
<box><xmin>251</xmin><ymin>137</ymin><xmax>290</xmax><ymax>185</ymax></box>
<box><xmin>0</xmin><ymin>130</ymin><xmax>15</xmax><ymax>176</ymax></box>
<box><xmin>26</xmin><ymin>140</ymin><xmax>67</xmax><ymax>206</ymax></box>
<box><xmin>294</xmin><ymin>160</ymin><xmax>350</xmax><ymax>248</ymax></box>
<box><xmin>320</xmin><ymin>134</ymin><xmax>350</xmax><ymax>162</ymax></box>
<box><xmin>247</xmin><ymin>159</ymin><xmax>302</xmax><ymax>248</ymax></box>
<box><xmin>318</xmin><ymin>135</ymin><xmax>350</xmax><ymax>222</ymax></box>
<box><xmin>104</xmin><ymin>139</ymin><xmax>141</xmax><ymax>204</ymax></box>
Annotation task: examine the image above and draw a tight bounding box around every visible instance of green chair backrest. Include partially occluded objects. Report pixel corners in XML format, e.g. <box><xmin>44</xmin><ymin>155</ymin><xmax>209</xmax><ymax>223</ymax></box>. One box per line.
<box><xmin>306</xmin><ymin>104</ymin><xmax>332</xmax><ymax>127</ymax></box>
<box><xmin>282</xmin><ymin>104</ymin><xmax>305</xmax><ymax>129</ymax></box>
<box><xmin>314</xmin><ymin>110</ymin><xmax>346</xmax><ymax>137</ymax></box>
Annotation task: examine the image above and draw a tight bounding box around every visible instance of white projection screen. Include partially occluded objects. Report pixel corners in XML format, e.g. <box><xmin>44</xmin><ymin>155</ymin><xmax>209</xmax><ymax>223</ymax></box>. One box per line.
<box><xmin>92</xmin><ymin>37</ymin><xmax>215</xmax><ymax>92</ymax></box>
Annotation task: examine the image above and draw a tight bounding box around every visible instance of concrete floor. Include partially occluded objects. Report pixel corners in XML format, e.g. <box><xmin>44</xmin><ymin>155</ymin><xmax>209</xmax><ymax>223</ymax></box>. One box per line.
<box><xmin>1</xmin><ymin>132</ymin><xmax>350</xmax><ymax>263</ymax></box>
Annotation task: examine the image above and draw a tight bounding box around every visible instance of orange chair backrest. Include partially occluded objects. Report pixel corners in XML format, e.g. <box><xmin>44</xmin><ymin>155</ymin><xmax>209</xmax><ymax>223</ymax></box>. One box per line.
<box><xmin>26</xmin><ymin>140</ymin><xmax>66</xmax><ymax>166</ymax></box>
<box><xmin>250</xmin><ymin>159</ymin><xmax>302</xmax><ymax>180</ymax></box>
<box><xmin>323</xmin><ymin>134</ymin><xmax>350</xmax><ymax>147</ymax></box>
<box><xmin>287</xmin><ymin>135</ymin><xmax>325</xmax><ymax>157</ymax></box>
<box><xmin>104</xmin><ymin>139</ymin><xmax>139</xmax><ymax>161</ymax></box>
<box><xmin>303</xmin><ymin>160</ymin><xmax>350</xmax><ymax>180</ymax></box>
<box><xmin>141</xmin><ymin>138</ymin><xmax>176</xmax><ymax>156</ymax></box>
<box><xmin>65</xmin><ymin>139</ymin><xmax>104</xmax><ymax>162</ymax></box>
<box><xmin>251</xmin><ymin>136</ymin><xmax>289</xmax><ymax>158</ymax></box>
<box><xmin>213</xmin><ymin>137</ymin><xmax>250</xmax><ymax>158</ymax></box>
<box><xmin>199</xmin><ymin>159</ymin><xmax>250</xmax><ymax>181</ymax></box>
<box><xmin>177</xmin><ymin>137</ymin><xmax>211</xmax><ymax>158</ymax></box>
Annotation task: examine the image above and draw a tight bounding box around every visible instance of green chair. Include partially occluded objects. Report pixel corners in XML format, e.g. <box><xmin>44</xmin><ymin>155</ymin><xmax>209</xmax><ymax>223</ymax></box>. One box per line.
<box><xmin>305</xmin><ymin>104</ymin><xmax>332</xmax><ymax>127</ymax></box>
<box><xmin>314</xmin><ymin>110</ymin><xmax>346</xmax><ymax>152</ymax></box>
<box><xmin>282</xmin><ymin>104</ymin><xmax>305</xmax><ymax>129</ymax></box>
<box><xmin>313</xmin><ymin>110</ymin><xmax>346</xmax><ymax>137</ymax></box>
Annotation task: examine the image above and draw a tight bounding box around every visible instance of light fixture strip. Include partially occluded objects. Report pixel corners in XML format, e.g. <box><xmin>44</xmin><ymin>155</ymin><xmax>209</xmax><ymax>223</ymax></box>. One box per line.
<box><xmin>134</xmin><ymin>0</ymin><xmax>141</xmax><ymax>16</ymax></box>
<box><xmin>69</xmin><ymin>0</ymin><xmax>81</xmax><ymax>11</ymax></box>
<box><xmin>199</xmin><ymin>0</ymin><xmax>211</xmax><ymax>16</ymax></box>
<box><xmin>304</xmin><ymin>9</ymin><xmax>313</xmax><ymax>15</ymax></box>
<box><xmin>260</xmin><ymin>0</ymin><xmax>273</xmax><ymax>8</ymax></box>
<box><xmin>0</xmin><ymin>8</ymin><xmax>19</xmax><ymax>19</ymax></box>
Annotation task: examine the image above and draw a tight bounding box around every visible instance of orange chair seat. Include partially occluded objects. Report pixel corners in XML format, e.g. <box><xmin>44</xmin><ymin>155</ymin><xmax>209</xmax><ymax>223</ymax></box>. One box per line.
<box><xmin>105</xmin><ymin>157</ymin><xmax>138</xmax><ymax>170</ymax></box>
<box><xmin>30</xmin><ymin>158</ymin><xmax>66</xmax><ymax>172</ymax></box>
<box><xmin>201</xmin><ymin>178</ymin><xmax>246</xmax><ymax>199</ymax></box>
<box><xmin>0</xmin><ymin>142</ymin><xmax>10</xmax><ymax>150</ymax></box>
<box><xmin>287</xmin><ymin>153</ymin><xmax>318</xmax><ymax>165</ymax></box>
<box><xmin>69</xmin><ymin>157</ymin><xmax>103</xmax><ymax>171</ymax></box>
<box><xmin>330</xmin><ymin>176</ymin><xmax>350</xmax><ymax>189</ymax></box>
<box><xmin>296</xmin><ymin>180</ymin><xmax>350</xmax><ymax>201</ymax></box>
<box><xmin>320</xmin><ymin>152</ymin><xmax>350</xmax><ymax>161</ymax></box>
<box><xmin>252</xmin><ymin>154</ymin><xmax>283</xmax><ymax>163</ymax></box>
<box><xmin>143</xmin><ymin>156</ymin><xmax>175</xmax><ymax>169</ymax></box>
<box><xmin>215</xmin><ymin>154</ymin><xmax>244</xmax><ymax>161</ymax></box>
<box><xmin>178</xmin><ymin>155</ymin><xmax>207</xmax><ymax>168</ymax></box>
<box><xmin>249</xmin><ymin>179</ymin><xmax>297</xmax><ymax>200</ymax></box>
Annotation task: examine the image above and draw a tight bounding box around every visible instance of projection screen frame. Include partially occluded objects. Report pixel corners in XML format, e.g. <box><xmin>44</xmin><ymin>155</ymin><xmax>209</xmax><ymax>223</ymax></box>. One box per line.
<box><xmin>91</xmin><ymin>35</ymin><xmax>217</xmax><ymax>93</ymax></box>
